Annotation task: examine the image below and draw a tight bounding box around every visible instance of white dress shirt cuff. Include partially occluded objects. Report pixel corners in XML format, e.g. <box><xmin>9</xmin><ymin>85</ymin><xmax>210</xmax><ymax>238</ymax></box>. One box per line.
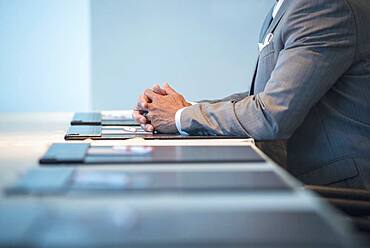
<box><xmin>175</xmin><ymin>107</ymin><xmax>189</xmax><ymax>135</ymax></box>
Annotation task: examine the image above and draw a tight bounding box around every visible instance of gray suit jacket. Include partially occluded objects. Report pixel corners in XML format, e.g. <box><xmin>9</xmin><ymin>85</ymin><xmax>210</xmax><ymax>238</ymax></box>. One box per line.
<box><xmin>180</xmin><ymin>0</ymin><xmax>370</xmax><ymax>189</ymax></box>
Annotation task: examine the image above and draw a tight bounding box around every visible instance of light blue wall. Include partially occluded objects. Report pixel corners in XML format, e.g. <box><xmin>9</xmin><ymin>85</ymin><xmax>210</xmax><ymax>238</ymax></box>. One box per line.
<box><xmin>0</xmin><ymin>0</ymin><xmax>90</xmax><ymax>112</ymax></box>
<box><xmin>0</xmin><ymin>0</ymin><xmax>273</xmax><ymax>112</ymax></box>
<box><xmin>91</xmin><ymin>0</ymin><xmax>273</xmax><ymax>110</ymax></box>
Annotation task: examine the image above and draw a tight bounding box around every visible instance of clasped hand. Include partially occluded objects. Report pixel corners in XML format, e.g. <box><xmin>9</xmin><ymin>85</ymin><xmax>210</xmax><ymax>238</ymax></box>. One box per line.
<box><xmin>132</xmin><ymin>83</ymin><xmax>191</xmax><ymax>133</ymax></box>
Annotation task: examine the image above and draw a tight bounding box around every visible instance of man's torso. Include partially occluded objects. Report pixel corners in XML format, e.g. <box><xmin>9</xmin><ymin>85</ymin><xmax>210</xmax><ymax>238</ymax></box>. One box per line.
<box><xmin>255</xmin><ymin>0</ymin><xmax>370</xmax><ymax>189</ymax></box>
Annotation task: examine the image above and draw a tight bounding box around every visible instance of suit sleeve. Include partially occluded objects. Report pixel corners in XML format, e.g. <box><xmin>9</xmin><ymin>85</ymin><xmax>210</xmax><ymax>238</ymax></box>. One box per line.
<box><xmin>179</xmin><ymin>0</ymin><xmax>356</xmax><ymax>139</ymax></box>
<box><xmin>196</xmin><ymin>91</ymin><xmax>249</xmax><ymax>104</ymax></box>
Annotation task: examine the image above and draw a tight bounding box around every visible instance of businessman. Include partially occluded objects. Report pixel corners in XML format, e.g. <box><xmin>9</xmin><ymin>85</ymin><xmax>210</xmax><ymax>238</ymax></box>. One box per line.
<box><xmin>133</xmin><ymin>0</ymin><xmax>370</xmax><ymax>189</ymax></box>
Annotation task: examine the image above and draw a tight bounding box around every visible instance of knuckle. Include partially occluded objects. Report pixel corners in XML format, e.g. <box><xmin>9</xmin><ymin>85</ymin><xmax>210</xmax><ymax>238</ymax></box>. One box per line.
<box><xmin>140</xmin><ymin>95</ymin><xmax>148</xmax><ymax>102</ymax></box>
<box><xmin>144</xmin><ymin>89</ymin><xmax>151</xmax><ymax>95</ymax></box>
<box><xmin>138</xmin><ymin>95</ymin><xmax>145</xmax><ymax>103</ymax></box>
<box><xmin>146</xmin><ymin>112</ymin><xmax>153</xmax><ymax>120</ymax></box>
<box><xmin>150</xmin><ymin>121</ymin><xmax>157</xmax><ymax>129</ymax></box>
<box><xmin>140</xmin><ymin>102</ymin><xmax>147</xmax><ymax>109</ymax></box>
<box><xmin>136</xmin><ymin>101</ymin><xmax>143</xmax><ymax>109</ymax></box>
<box><xmin>146</xmin><ymin>124</ymin><xmax>155</xmax><ymax>131</ymax></box>
<box><xmin>147</xmin><ymin>104</ymin><xmax>155</xmax><ymax>111</ymax></box>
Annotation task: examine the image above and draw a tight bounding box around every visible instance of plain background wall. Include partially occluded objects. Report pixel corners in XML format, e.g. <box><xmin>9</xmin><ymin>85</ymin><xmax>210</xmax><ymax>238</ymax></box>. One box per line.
<box><xmin>91</xmin><ymin>0</ymin><xmax>273</xmax><ymax>110</ymax></box>
<box><xmin>0</xmin><ymin>0</ymin><xmax>90</xmax><ymax>112</ymax></box>
<box><xmin>0</xmin><ymin>0</ymin><xmax>273</xmax><ymax>111</ymax></box>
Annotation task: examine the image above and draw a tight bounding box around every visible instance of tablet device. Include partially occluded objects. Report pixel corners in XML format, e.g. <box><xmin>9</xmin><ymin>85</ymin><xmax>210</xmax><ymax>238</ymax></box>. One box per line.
<box><xmin>39</xmin><ymin>143</ymin><xmax>265</xmax><ymax>165</ymax></box>
<box><xmin>64</xmin><ymin>125</ymin><xmax>248</xmax><ymax>140</ymax></box>
<box><xmin>6</xmin><ymin>168</ymin><xmax>291</xmax><ymax>195</ymax></box>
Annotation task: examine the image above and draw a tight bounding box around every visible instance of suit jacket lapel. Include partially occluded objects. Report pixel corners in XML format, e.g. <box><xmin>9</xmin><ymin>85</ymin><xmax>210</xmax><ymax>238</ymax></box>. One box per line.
<box><xmin>259</xmin><ymin>6</ymin><xmax>274</xmax><ymax>43</ymax></box>
<box><xmin>249</xmin><ymin>1</ymin><xmax>290</xmax><ymax>96</ymax></box>
<box><xmin>265</xmin><ymin>0</ymin><xmax>289</xmax><ymax>37</ymax></box>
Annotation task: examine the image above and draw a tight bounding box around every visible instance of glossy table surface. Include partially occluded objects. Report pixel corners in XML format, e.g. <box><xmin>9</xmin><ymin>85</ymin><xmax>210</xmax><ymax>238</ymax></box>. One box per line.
<box><xmin>0</xmin><ymin>112</ymin><xmax>362</xmax><ymax>247</ymax></box>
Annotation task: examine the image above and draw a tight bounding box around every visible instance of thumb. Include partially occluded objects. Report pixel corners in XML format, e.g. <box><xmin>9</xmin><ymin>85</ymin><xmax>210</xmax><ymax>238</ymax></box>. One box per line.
<box><xmin>163</xmin><ymin>83</ymin><xmax>178</xmax><ymax>95</ymax></box>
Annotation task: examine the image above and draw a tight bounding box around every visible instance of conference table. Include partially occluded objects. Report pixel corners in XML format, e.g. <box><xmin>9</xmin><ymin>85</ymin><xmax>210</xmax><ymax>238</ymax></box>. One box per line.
<box><xmin>0</xmin><ymin>113</ymin><xmax>362</xmax><ymax>247</ymax></box>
